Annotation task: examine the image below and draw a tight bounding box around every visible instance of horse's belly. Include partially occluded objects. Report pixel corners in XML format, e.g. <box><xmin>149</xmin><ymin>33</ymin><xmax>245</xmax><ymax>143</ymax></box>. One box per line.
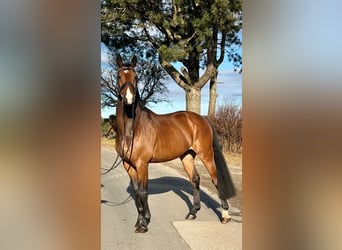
<box><xmin>150</xmin><ymin>143</ymin><xmax>189</xmax><ymax>163</ymax></box>
<box><xmin>150</xmin><ymin>154</ymin><xmax>179</xmax><ymax>163</ymax></box>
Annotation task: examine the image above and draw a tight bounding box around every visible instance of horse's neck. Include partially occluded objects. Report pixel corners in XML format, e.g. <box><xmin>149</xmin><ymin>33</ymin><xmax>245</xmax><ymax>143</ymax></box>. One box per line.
<box><xmin>116</xmin><ymin>100</ymin><xmax>143</xmax><ymax>136</ymax></box>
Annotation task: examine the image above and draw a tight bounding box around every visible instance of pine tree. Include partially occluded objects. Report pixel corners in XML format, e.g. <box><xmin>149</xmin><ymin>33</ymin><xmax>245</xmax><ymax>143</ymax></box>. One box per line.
<box><xmin>101</xmin><ymin>0</ymin><xmax>241</xmax><ymax>114</ymax></box>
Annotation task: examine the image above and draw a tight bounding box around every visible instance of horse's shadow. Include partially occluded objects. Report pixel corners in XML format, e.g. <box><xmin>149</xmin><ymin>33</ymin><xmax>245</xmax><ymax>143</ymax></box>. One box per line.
<box><xmin>126</xmin><ymin>176</ymin><xmax>223</xmax><ymax>220</ymax></box>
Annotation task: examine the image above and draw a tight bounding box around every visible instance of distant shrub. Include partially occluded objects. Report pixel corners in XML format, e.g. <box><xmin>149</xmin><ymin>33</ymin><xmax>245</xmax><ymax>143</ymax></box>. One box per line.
<box><xmin>101</xmin><ymin>115</ymin><xmax>116</xmax><ymax>138</ymax></box>
<box><xmin>209</xmin><ymin>103</ymin><xmax>242</xmax><ymax>154</ymax></box>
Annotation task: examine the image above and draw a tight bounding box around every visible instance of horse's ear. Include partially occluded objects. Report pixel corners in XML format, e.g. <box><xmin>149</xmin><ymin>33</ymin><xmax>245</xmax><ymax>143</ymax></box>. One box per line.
<box><xmin>131</xmin><ymin>55</ymin><xmax>137</xmax><ymax>67</ymax></box>
<box><xmin>116</xmin><ymin>54</ymin><xmax>123</xmax><ymax>68</ymax></box>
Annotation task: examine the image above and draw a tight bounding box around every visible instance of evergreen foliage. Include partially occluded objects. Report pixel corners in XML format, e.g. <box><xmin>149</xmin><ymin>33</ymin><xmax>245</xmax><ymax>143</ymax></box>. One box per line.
<box><xmin>101</xmin><ymin>0</ymin><xmax>242</xmax><ymax>113</ymax></box>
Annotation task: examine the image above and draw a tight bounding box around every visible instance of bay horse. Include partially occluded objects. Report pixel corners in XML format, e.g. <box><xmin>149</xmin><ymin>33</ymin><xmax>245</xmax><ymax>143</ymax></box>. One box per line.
<box><xmin>114</xmin><ymin>55</ymin><xmax>236</xmax><ymax>233</ymax></box>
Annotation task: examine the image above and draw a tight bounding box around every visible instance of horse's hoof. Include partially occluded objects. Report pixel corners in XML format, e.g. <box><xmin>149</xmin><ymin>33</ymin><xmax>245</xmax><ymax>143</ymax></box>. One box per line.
<box><xmin>185</xmin><ymin>213</ymin><xmax>197</xmax><ymax>220</ymax></box>
<box><xmin>220</xmin><ymin>217</ymin><xmax>232</xmax><ymax>224</ymax></box>
<box><xmin>134</xmin><ymin>226</ymin><xmax>148</xmax><ymax>233</ymax></box>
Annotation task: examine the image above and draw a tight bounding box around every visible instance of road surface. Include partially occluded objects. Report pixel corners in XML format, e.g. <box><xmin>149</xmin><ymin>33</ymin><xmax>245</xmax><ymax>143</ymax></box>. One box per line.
<box><xmin>101</xmin><ymin>147</ymin><xmax>242</xmax><ymax>250</ymax></box>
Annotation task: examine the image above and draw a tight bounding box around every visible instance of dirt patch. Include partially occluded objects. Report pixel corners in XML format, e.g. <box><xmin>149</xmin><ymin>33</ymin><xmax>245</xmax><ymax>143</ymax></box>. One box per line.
<box><xmin>101</xmin><ymin>138</ymin><xmax>115</xmax><ymax>147</ymax></box>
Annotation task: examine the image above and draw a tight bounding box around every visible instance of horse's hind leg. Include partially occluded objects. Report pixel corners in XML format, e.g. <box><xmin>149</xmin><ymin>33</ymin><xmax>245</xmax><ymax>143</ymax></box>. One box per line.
<box><xmin>197</xmin><ymin>151</ymin><xmax>232</xmax><ymax>223</ymax></box>
<box><xmin>180</xmin><ymin>150</ymin><xmax>201</xmax><ymax>220</ymax></box>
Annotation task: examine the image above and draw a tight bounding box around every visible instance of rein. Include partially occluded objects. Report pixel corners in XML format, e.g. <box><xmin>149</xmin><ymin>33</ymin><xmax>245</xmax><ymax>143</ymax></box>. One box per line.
<box><xmin>101</xmin><ymin>153</ymin><xmax>122</xmax><ymax>175</ymax></box>
<box><xmin>100</xmin><ymin>101</ymin><xmax>136</xmax><ymax>175</ymax></box>
<box><xmin>100</xmin><ymin>98</ymin><xmax>136</xmax><ymax>207</ymax></box>
<box><xmin>120</xmin><ymin>97</ymin><xmax>136</xmax><ymax>159</ymax></box>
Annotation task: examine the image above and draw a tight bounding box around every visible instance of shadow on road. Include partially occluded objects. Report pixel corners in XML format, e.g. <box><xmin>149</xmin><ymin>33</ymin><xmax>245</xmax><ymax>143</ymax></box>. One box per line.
<box><xmin>131</xmin><ymin>176</ymin><xmax>222</xmax><ymax>220</ymax></box>
<box><xmin>102</xmin><ymin>176</ymin><xmax>241</xmax><ymax>221</ymax></box>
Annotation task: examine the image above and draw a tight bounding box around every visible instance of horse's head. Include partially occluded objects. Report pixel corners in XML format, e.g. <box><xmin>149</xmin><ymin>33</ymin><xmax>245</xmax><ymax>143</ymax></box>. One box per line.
<box><xmin>116</xmin><ymin>55</ymin><xmax>138</xmax><ymax>105</ymax></box>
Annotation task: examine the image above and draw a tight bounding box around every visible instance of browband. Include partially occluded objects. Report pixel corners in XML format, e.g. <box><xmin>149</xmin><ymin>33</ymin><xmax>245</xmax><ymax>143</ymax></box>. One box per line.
<box><xmin>117</xmin><ymin>67</ymin><xmax>136</xmax><ymax>74</ymax></box>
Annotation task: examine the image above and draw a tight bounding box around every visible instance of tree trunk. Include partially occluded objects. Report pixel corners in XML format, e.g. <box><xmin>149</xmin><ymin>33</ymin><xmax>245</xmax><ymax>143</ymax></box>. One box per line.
<box><xmin>159</xmin><ymin>59</ymin><xmax>215</xmax><ymax>115</ymax></box>
<box><xmin>208</xmin><ymin>70</ymin><xmax>218</xmax><ymax>117</ymax></box>
<box><xmin>185</xmin><ymin>87</ymin><xmax>201</xmax><ymax>114</ymax></box>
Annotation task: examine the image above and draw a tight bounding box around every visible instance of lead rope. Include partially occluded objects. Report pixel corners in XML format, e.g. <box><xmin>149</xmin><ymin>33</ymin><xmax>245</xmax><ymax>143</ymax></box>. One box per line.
<box><xmin>101</xmin><ymin>72</ymin><xmax>137</xmax><ymax>206</ymax></box>
<box><xmin>101</xmin><ymin>98</ymin><xmax>136</xmax><ymax>175</ymax></box>
<box><xmin>100</xmin><ymin>153</ymin><xmax>122</xmax><ymax>175</ymax></box>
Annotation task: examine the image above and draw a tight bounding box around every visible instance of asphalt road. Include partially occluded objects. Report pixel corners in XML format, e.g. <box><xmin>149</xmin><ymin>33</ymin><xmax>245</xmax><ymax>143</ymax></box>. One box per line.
<box><xmin>101</xmin><ymin>147</ymin><xmax>242</xmax><ymax>250</ymax></box>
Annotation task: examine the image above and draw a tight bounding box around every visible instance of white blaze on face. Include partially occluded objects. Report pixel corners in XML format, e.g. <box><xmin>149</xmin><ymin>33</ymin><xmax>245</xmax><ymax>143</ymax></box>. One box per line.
<box><xmin>125</xmin><ymin>87</ymin><xmax>134</xmax><ymax>104</ymax></box>
<box><xmin>122</xmin><ymin>70</ymin><xmax>134</xmax><ymax>104</ymax></box>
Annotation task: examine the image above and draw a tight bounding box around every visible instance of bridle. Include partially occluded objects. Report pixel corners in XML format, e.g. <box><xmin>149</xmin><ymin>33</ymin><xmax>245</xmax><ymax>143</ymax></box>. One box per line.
<box><xmin>117</xmin><ymin>66</ymin><xmax>136</xmax><ymax>74</ymax></box>
<box><xmin>117</xmin><ymin>66</ymin><xmax>138</xmax><ymax>158</ymax></box>
<box><xmin>119</xmin><ymin>82</ymin><xmax>137</xmax><ymax>98</ymax></box>
<box><xmin>101</xmin><ymin>66</ymin><xmax>138</xmax><ymax>175</ymax></box>
<box><xmin>117</xmin><ymin>66</ymin><xmax>138</xmax><ymax>99</ymax></box>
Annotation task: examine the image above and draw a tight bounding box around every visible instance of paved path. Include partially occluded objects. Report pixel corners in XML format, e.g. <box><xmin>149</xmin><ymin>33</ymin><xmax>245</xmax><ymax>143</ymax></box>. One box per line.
<box><xmin>101</xmin><ymin>147</ymin><xmax>242</xmax><ymax>250</ymax></box>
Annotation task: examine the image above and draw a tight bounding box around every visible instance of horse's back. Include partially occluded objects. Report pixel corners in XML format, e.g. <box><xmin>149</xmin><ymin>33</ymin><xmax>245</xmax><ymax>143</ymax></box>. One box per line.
<box><xmin>153</xmin><ymin>110</ymin><xmax>211</xmax><ymax>136</ymax></box>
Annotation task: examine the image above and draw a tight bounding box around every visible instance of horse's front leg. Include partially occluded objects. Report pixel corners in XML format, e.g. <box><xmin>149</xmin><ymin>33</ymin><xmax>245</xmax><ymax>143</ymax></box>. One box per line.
<box><xmin>130</xmin><ymin>179</ymin><xmax>146</xmax><ymax>230</ymax></box>
<box><xmin>133</xmin><ymin>185</ymin><xmax>151</xmax><ymax>233</ymax></box>
<box><xmin>124</xmin><ymin>161</ymin><xmax>150</xmax><ymax>233</ymax></box>
<box><xmin>135</xmin><ymin>161</ymin><xmax>150</xmax><ymax>233</ymax></box>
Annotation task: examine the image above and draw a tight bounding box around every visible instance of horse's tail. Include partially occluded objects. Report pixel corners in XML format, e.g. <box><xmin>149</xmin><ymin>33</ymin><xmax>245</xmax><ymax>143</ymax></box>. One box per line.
<box><xmin>212</xmin><ymin>127</ymin><xmax>236</xmax><ymax>200</ymax></box>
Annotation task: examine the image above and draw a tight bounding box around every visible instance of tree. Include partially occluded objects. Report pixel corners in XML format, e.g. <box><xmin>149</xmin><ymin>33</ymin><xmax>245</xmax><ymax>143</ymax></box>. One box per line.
<box><xmin>101</xmin><ymin>0</ymin><xmax>242</xmax><ymax>114</ymax></box>
<box><xmin>207</xmin><ymin>31</ymin><xmax>242</xmax><ymax>117</ymax></box>
<box><xmin>101</xmin><ymin>51</ymin><xmax>169</xmax><ymax>109</ymax></box>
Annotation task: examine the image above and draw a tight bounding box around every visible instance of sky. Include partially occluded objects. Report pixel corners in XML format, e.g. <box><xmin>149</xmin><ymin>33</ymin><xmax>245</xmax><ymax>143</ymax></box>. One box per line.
<box><xmin>101</xmin><ymin>44</ymin><xmax>242</xmax><ymax>118</ymax></box>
